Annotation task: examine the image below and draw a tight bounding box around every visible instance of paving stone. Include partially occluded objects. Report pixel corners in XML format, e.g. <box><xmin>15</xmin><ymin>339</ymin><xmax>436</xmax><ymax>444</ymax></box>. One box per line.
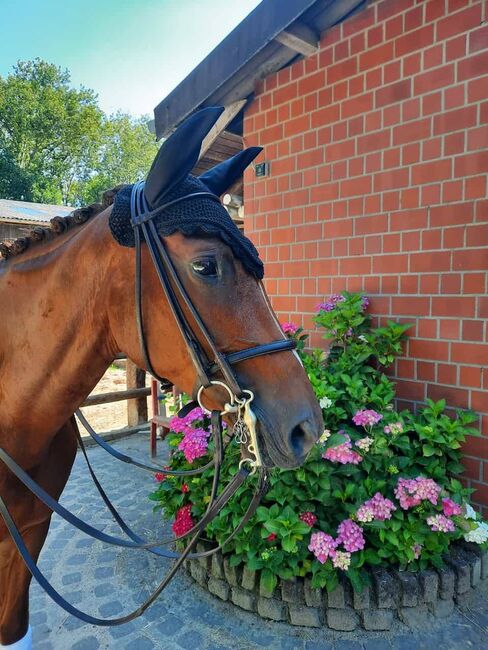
<box><xmin>327</xmin><ymin>583</ymin><xmax>345</xmax><ymax>608</ymax></box>
<box><xmin>125</xmin><ymin>637</ymin><xmax>155</xmax><ymax>649</ymax></box>
<box><xmin>207</xmin><ymin>577</ymin><xmax>230</xmax><ymax>601</ymax></box>
<box><xmin>71</xmin><ymin>637</ymin><xmax>100</xmax><ymax>650</ymax></box>
<box><xmin>210</xmin><ymin>552</ymin><xmax>224</xmax><ymax>579</ymax></box>
<box><xmin>326</xmin><ymin>607</ymin><xmax>359</xmax><ymax>631</ymax></box>
<box><xmin>155</xmin><ymin>616</ymin><xmax>184</xmax><ymax>637</ymax></box>
<box><xmin>281</xmin><ymin>578</ymin><xmax>304</xmax><ymax>603</ymax></box>
<box><xmin>223</xmin><ymin>557</ymin><xmax>240</xmax><ymax>587</ymax></box>
<box><xmin>398</xmin><ymin>571</ymin><xmax>419</xmax><ymax>607</ymax></box>
<box><xmin>481</xmin><ymin>550</ymin><xmax>488</xmax><ymax>579</ymax></box>
<box><xmin>257</xmin><ymin>597</ymin><xmax>287</xmax><ymax>621</ymax></box>
<box><xmin>398</xmin><ymin>604</ymin><xmax>431</xmax><ymax>628</ymax></box>
<box><xmin>419</xmin><ymin>569</ymin><xmax>439</xmax><ymax>603</ymax></box>
<box><xmin>176</xmin><ymin>630</ymin><xmax>204</xmax><ymax>649</ymax></box>
<box><xmin>363</xmin><ymin>640</ymin><xmax>391</xmax><ymax>650</ymax></box>
<box><xmin>94</xmin><ymin>582</ymin><xmax>115</xmax><ymax>598</ymax></box>
<box><xmin>372</xmin><ymin>568</ymin><xmax>397</xmax><ymax>608</ymax></box>
<box><xmin>288</xmin><ymin>604</ymin><xmax>322</xmax><ymax>627</ymax></box>
<box><xmin>258</xmin><ymin>572</ymin><xmax>275</xmax><ymax>599</ymax></box>
<box><xmin>241</xmin><ymin>566</ymin><xmax>257</xmax><ymax>591</ymax></box>
<box><xmin>62</xmin><ymin>571</ymin><xmax>82</xmax><ymax>586</ymax></box>
<box><xmin>304</xmin><ymin>577</ymin><xmax>323</xmax><ymax>607</ymax></box>
<box><xmin>335</xmin><ymin>641</ymin><xmax>363</xmax><ymax>650</ymax></box>
<box><xmin>98</xmin><ymin>600</ymin><xmax>124</xmax><ymax>617</ymax></box>
<box><xmin>189</xmin><ymin>561</ymin><xmax>207</xmax><ymax>587</ymax></box>
<box><xmin>352</xmin><ymin>584</ymin><xmax>370</xmax><ymax>610</ymax></box>
<box><xmin>361</xmin><ymin>609</ymin><xmax>394</xmax><ymax>630</ymax></box>
<box><xmin>446</xmin><ymin>553</ymin><xmax>471</xmax><ymax>594</ymax></box>
<box><xmin>437</xmin><ymin>566</ymin><xmax>455</xmax><ymax>600</ymax></box>
<box><xmin>230</xmin><ymin>586</ymin><xmax>256</xmax><ymax>612</ymax></box>
<box><xmin>94</xmin><ymin>566</ymin><xmax>114</xmax><ymax>579</ymax></box>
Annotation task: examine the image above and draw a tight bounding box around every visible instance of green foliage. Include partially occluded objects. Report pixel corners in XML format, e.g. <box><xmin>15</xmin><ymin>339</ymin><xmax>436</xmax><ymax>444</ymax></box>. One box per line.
<box><xmin>0</xmin><ymin>59</ymin><xmax>158</xmax><ymax>206</ymax></box>
<box><xmin>149</xmin><ymin>292</ymin><xmax>485</xmax><ymax>593</ymax></box>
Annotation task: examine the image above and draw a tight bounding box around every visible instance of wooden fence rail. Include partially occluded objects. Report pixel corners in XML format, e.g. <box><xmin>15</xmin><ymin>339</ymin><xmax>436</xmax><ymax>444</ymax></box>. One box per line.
<box><xmin>81</xmin><ymin>357</ymin><xmax>149</xmax><ymax>429</ymax></box>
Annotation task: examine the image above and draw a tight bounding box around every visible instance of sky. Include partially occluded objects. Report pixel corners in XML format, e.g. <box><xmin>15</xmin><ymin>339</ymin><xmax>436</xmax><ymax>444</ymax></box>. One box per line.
<box><xmin>0</xmin><ymin>0</ymin><xmax>262</xmax><ymax>118</ymax></box>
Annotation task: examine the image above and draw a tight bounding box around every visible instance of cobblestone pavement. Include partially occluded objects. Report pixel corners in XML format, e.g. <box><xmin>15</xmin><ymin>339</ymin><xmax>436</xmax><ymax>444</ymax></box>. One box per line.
<box><xmin>29</xmin><ymin>432</ymin><xmax>488</xmax><ymax>649</ymax></box>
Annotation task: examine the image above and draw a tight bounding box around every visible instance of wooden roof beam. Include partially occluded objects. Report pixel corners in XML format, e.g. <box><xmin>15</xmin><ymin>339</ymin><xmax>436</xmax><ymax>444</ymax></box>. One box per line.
<box><xmin>274</xmin><ymin>21</ymin><xmax>318</xmax><ymax>57</ymax></box>
<box><xmin>200</xmin><ymin>100</ymin><xmax>246</xmax><ymax>157</ymax></box>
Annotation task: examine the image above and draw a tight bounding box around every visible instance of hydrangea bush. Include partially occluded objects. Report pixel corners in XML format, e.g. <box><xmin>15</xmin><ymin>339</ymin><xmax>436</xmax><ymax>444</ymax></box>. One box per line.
<box><xmin>149</xmin><ymin>292</ymin><xmax>487</xmax><ymax>594</ymax></box>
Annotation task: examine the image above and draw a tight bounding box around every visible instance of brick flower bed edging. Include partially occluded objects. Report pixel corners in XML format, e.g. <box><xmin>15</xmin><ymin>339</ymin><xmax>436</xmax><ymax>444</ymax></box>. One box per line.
<box><xmin>185</xmin><ymin>542</ymin><xmax>487</xmax><ymax>631</ymax></box>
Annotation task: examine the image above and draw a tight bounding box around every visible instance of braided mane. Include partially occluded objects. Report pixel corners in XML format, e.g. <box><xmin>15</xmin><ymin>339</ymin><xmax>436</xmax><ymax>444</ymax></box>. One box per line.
<box><xmin>0</xmin><ymin>185</ymin><xmax>127</xmax><ymax>261</ymax></box>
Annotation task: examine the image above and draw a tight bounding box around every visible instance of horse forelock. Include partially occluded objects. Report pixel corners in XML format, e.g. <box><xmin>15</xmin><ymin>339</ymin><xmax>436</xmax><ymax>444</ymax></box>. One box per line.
<box><xmin>0</xmin><ymin>185</ymin><xmax>127</xmax><ymax>263</ymax></box>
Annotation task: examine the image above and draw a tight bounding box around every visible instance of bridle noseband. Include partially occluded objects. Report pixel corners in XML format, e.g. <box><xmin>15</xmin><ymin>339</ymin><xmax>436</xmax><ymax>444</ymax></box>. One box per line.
<box><xmin>130</xmin><ymin>180</ymin><xmax>296</xmax><ymax>471</ymax></box>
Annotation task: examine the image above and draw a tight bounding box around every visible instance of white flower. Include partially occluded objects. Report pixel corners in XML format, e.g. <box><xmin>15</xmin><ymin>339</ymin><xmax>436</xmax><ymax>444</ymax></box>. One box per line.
<box><xmin>464</xmin><ymin>503</ymin><xmax>478</xmax><ymax>520</ymax></box>
<box><xmin>358</xmin><ymin>335</ymin><xmax>367</xmax><ymax>342</ymax></box>
<box><xmin>318</xmin><ymin>429</ymin><xmax>331</xmax><ymax>444</ymax></box>
<box><xmin>319</xmin><ymin>396</ymin><xmax>333</xmax><ymax>409</ymax></box>
<box><xmin>463</xmin><ymin>522</ymin><xmax>488</xmax><ymax>544</ymax></box>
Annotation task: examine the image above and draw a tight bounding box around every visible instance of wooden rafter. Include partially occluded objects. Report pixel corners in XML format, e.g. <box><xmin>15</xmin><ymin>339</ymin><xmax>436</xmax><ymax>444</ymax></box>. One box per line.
<box><xmin>274</xmin><ymin>21</ymin><xmax>319</xmax><ymax>57</ymax></box>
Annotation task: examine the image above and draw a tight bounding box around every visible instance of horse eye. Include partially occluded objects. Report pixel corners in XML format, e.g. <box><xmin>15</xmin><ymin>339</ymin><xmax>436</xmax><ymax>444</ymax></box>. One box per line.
<box><xmin>191</xmin><ymin>258</ymin><xmax>218</xmax><ymax>277</ymax></box>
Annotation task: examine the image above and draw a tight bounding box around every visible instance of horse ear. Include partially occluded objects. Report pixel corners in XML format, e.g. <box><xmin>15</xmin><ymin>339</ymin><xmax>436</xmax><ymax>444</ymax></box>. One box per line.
<box><xmin>144</xmin><ymin>106</ymin><xmax>224</xmax><ymax>207</ymax></box>
<box><xmin>199</xmin><ymin>147</ymin><xmax>263</xmax><ymax>196</ymax></box>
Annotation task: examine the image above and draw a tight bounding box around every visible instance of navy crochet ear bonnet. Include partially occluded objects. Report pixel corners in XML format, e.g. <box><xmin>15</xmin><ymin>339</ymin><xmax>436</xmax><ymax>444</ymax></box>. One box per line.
<box><xmin>109</xmin><ymin>175</ymin><xmax>264</xmax><ymax>280</ymax></box>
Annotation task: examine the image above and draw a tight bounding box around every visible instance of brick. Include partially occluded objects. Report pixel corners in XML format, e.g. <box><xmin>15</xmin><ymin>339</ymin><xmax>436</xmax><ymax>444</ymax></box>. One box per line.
<box><xmin>454</xmin><ymin>151</ymin><xmax>488</xmax><ymax>178</ymax></box>
<box><xmin>412</xmin><ymin>159</ymin><xmax>452</xmax><ymax>185</ymax></box>
<box><xmin>454</xmin><ymin>248</ymin><xmax>488</xmax><ymax>271</ymax></box>
<box><xmin>457</xmin><ymin>51</ymin><xmax>488</xmax><ymax>81</ymax></box>
<box><xmin>393</xmin><ymin>118</ymin><xmax>431</xmax><ymax>144</ymax></box>
<box><xmin>430</xmin><ymin>202</ymin><xmax>473</xmax><ymax>227</ymax></box>
<box><xmin>395</xmin><ymin>25</ymin><xmax>434</xmax><ymax>57</ymax></box>
<box><xmin>410</xmin><ymin>251</ymin><xmax>451</xmax><ymax>272</ymax></box>
<box><xmin>414</xmin><ymin>65</ymin><xmax>455</xmax><ymax>95</ymax></box>
<box><xmin>437</xmin><ymin>4</ymin><xmax>482</xmax><ymax>40</ymax></box>
<box><xmin>359</xmin><ymin>42</ymin><xmax>394</xmax><ymax>71</ymax></box>
<box><xmin>376</xmin><ymin>80</ymin><xmax>411</xmax><ymax>107</ymax></box>
<box><xmin>433</xmin><ymin>106</ymin><xmax>477</xmax><ymax>135</ymax></box>
<box><xmin>361</xmin><ymin>609</ymin><xmax>394</xmax><ymax>631</ymax></box>
<box><xmin>432</xmin><ymin>297</ymin><xmax>476</xmax><ymax>317</ymax></box>
<box><xmin>326</xmin><ymin>608</ymin><xmax>359</xmax><ymax>631</ymax></box>
<box><xmin>409</xmin><ymin>339</ymin><xmax>449</xmax><ymax>361</ymax></box>
<box><xmin>257</xmin><ymin>597</ymin><xmax>287</xmax><ymax>621</ymax></box>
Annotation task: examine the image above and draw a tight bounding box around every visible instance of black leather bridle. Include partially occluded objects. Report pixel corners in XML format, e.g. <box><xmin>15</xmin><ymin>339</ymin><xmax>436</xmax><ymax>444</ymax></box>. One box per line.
<box><xmin>0</xmin><ymin>183</ymin><xmax>297</xmax><ymax>627</ymax></box>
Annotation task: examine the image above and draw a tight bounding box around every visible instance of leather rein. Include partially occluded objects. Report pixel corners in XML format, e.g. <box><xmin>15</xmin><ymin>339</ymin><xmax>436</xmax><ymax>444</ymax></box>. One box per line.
<box><xmin>0</xmin><ymin>182</ymin><xmax>296</xmax><ymax>626</ymax></box>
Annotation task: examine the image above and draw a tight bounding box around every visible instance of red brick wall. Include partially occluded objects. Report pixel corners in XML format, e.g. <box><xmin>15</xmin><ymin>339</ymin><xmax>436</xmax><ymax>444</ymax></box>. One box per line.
<box><xmin>243</xmin><ymin>0</ymin><xmax>488</xmax><ymax>509</ymax></box>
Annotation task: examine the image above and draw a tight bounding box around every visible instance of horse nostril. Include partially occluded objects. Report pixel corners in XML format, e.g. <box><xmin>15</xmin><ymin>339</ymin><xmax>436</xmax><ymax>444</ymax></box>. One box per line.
<box><xmin>289</xmin><ymin>420</ymin><xmax>317</xmax><ymax>459</ymax></box>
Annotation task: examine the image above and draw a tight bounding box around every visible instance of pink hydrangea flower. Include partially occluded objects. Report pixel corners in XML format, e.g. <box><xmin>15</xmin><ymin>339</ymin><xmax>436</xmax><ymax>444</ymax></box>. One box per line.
<box><xmin>412</xmin><ymin>544</ymin><xmax>423</xmax><ymax>559</ymax></box>
<box><xmin>355</xmin><ymin>436</ymin><xmax>373</xmax><ymax>452</ymax></box>
<box><xmin>332</xmin><ymin>551</ymin><xmax>351</xmax><ymax>571</ymax></box>
<box><xmin>427</xmin><ymin>514</ymin><xmax>455</xmax><ymax>533</ymax></box>
<box><xmin>316</xmin><ymin>294</ymin><xmax>346</xmax><ymax>312</ymax></box>
<box><xmin>442</xmin><ymin>498</ymin><xmax>462</xmax><ymax>517</ymax></box>
<box><xmin>383</xmin><ymin>421</ymin><xmax>403</xmax><ymax>435</ymax></box>
<box><xmin>308</xmin><ymin>532</ymin><xmax>337</xmax><ymax>564</ymax></box>
<box><xmin>357</xmin><ymin>492</ymin><xmax>396</xmax><ymax>522</ymax></box>
<box><xmin>281</xmin><ymin>322</ymin><xmax>299</xmax><ymax>334</ymax></box>
<box><xmin>178</xmin><ymin>426</ymin><xmax>210</xmax><ymax>463</ymax></box>
<box><xmin>352</xmin><ymin>409</ymin><xmax>383</xmax><ymax>427</ymax></box>
<box><xmin>169</xmin><ymin>407</ymin><xmax>206</xmax><ymax>434</ymax></box>
<box><xmin>336</xmin><ymin>519</ymin><xmax>365</xmax><ymax>553</ymax></box>
<box><xmin>172</xmin><ymin>504</ymin><xmax>194</xmax><ymax>537</ymax></box>
<box><xmin>322</xmin><ymin>434</ymin><xmax>362</xmax><ymax>465</ymax></box>
<box><xmin>394</xmin><ymin>477</ymin><xmax>441</xmax><ymax>510</ymax></box>
<box><xmin>300</xmin><ymin>512</ymin><xmax>317</xmax><ymax>527</ymax></box>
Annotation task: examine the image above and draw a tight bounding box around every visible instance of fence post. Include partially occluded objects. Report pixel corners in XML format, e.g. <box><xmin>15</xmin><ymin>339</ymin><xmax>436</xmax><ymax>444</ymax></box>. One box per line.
<box><xmin>126</xmin><ymin>360</ymin><xmax>148</xmax><ymax>426</ymax></box>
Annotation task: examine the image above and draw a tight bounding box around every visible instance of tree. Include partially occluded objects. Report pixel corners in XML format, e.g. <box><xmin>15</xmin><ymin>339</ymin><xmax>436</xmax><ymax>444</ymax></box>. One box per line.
<box><xmin>71</xmin><ymin>112</ymin><xmax>159</xmax><ymax>205</ymax></box>
<box><xmin>0</xmin><ymin>59</ymin><xmax>103</xmax><ymax>203</ymax></box>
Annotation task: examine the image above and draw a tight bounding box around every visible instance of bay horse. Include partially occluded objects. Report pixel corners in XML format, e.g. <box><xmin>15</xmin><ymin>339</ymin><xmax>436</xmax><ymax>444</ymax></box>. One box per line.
<box><xmin>0</xmin><ymin>107</ymin><xmax>322</xmax><ymax>647</ymax></box>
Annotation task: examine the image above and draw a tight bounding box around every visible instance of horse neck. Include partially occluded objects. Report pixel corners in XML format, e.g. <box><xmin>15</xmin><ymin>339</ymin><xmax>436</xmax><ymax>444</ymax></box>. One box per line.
<box><xmin>0</xmin><ymin>212</ymin><xmax>122</xmax><ymax>446</ymax></box>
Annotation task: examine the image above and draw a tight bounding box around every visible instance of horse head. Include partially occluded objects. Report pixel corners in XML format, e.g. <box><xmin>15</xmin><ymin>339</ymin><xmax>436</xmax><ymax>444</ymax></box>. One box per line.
<box><xmin>106</xmin><ymin>107</ymin><xmax>323</xmax><ymax>469</ymax></box>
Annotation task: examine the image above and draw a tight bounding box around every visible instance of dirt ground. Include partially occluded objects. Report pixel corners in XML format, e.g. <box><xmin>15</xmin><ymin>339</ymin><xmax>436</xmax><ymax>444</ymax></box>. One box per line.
<box><xmin>78</xmin><ymin>365</ymin><xmax>153</xmax><ymax>435</ymax></box>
